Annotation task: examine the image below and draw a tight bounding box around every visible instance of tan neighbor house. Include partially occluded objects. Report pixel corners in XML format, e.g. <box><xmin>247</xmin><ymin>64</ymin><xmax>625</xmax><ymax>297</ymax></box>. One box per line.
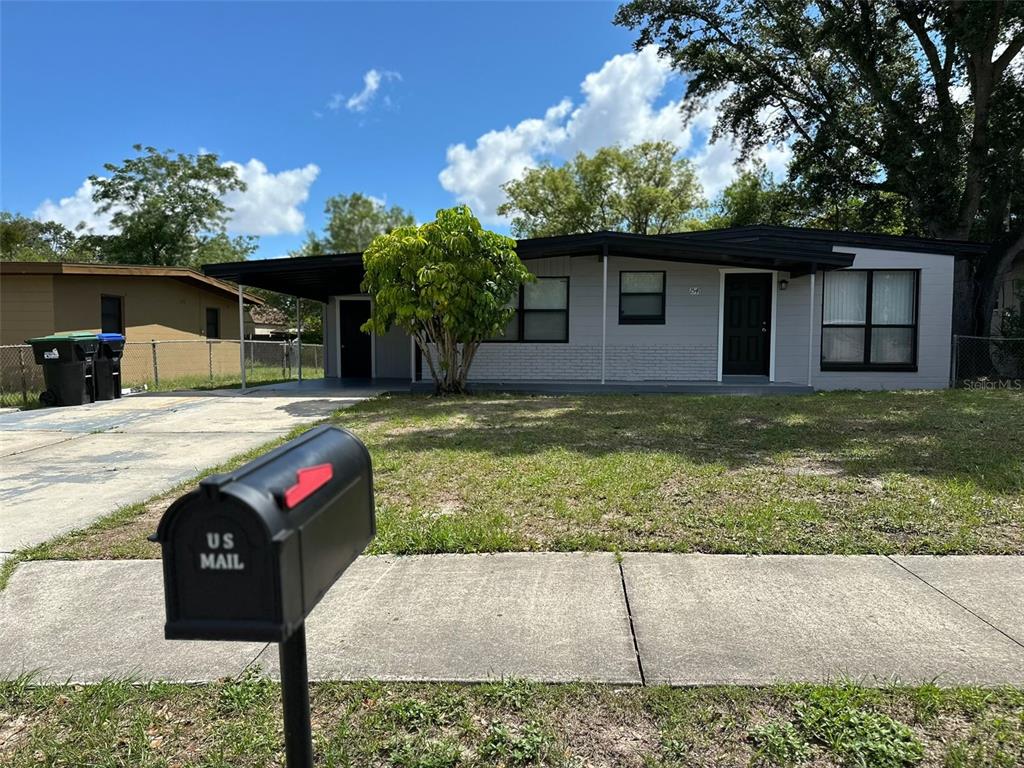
<box><xmin>0</xmin><ymin>262</ymin><xmax>262</xmax><ymax>345</ymax></box>
<box><xmin>0</xmin><ymin>262</ymin><xmax>264</xmax><ymax>388</ymax></box>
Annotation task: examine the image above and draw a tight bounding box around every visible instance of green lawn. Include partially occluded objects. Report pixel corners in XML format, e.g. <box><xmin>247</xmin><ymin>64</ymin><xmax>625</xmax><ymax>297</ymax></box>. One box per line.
<box><xmin>2</xmin><ymin>677</ymin><xmax>1021</xmax><ymax>767</ymax></box>
<box><xmin>13</xmin><ymin>389</ymin><xmax>1023</xmax><ymax>565</ymax></box>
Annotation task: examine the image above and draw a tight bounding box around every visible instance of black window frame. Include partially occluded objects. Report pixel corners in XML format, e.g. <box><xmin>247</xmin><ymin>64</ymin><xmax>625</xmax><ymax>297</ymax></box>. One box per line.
<box><xmin>205</xmin><ymin>307</ymin><xmax>221</xmax><ymax>339</ymax></box>
<box><xmin>618</xmin><ymin>270</ymin><xmax>666</xmax><ymax>325</ymax></box>
<box><xmin>100</xmin><ymin>294</ymin><xmax>124</xmax><ymax>335</ymax></box>
<box><xmin>820</xmin><ymin>268</ymin><xmax>919</xmax><ymax>372</ymax></box>
<box><xmin>485</xmin><ymin>276</ymin><xmax>570</xmax><ymax>344</ymax></box>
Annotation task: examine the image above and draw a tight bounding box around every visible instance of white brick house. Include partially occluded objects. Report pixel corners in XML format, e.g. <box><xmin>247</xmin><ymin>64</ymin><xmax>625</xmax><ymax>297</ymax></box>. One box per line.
<box><xmin>206</xmin><ymin>226</ymin><xmax>989</xmax><ymax>392</ymax></box>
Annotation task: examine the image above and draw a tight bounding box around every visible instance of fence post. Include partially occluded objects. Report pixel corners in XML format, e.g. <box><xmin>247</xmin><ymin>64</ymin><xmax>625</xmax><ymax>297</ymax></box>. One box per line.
<box><xmin>18</xmin><ymin>346</ymin><xmax>29</xmax><ymax>406</ymax></box>
<box><xmin>151</xmin><ymin>340</ymin><xmax>160</xmax><ymax>388</ymax></box>
<box><xmin>208</xmin><ymin>341</ymin><xmax>214</xmax><ymax>382</ymax></box>
<box><xmin>282</xmin><ymin>342</ymin><xmax>288</xmax><ymax>379</ymax></box>
<box><xmin>950</xmin><ymin>334</ymin><xmax>959</xmax><ymax>388</ymax></box>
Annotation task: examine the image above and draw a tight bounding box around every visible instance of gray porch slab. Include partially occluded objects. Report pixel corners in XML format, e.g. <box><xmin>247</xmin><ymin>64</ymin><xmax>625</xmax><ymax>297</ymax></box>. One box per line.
<box><xmin>0</xmin><ymin>561</ymin><xmax>265</xmax><ymax>684</ymax></box>
<box><xmin>891</xmin><ymin>556</ymin><xmax>1024</xmax><ymax>646</ymax></box>
<box><xmin>621</xmin><ymin>553</ymin><xmax>1024</xmax><ymax>686</ymax></box>
<box><xmin>255</xmin><ymin>553</ymin><xmax>640</xmax><ymax>684</ymax></box>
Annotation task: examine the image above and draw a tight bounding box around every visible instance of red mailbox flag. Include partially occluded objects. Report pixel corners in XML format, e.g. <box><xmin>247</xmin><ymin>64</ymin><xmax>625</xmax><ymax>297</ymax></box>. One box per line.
<box><xmin>284</xmin><ymin>464</ymin><xmax>334</xmax><ymax>509</ymax></box>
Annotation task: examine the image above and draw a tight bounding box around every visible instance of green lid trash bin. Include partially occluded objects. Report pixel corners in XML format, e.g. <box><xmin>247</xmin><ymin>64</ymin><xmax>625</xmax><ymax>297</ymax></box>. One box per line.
<box><xmin>25</xmin><ymin>333</ymin><xmax>100</xmax><ymax>407</ymax></box>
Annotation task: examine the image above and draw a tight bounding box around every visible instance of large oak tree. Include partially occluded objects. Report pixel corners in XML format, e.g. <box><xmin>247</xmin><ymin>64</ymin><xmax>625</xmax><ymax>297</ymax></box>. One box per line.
<box><xmin>615</xmin><ymin>0</ymin><xmax>1024</xmax><ymax>334</ymax></box>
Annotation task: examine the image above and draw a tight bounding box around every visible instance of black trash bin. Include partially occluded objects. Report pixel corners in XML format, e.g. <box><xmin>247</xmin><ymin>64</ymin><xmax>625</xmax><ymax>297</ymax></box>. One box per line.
<box><xmin>26</xmin><ymin>333</ymin><xmax>99</xmax><ymax>407</ymax></box>
<box><xmin>95</xmin><ymin>333</ymin><xmax>126</xmax><ymax>400</ymax></box>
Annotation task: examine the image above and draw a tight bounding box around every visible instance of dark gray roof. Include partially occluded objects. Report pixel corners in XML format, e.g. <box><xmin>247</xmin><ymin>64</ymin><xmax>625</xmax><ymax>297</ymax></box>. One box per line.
<box><xmin>204</xmin><ymin>226</ymin><xmax>988</xmax><ymax>300</ymax></box>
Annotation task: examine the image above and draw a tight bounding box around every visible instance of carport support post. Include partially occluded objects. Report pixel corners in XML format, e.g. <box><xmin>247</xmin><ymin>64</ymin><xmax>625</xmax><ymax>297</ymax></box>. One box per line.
<box><xmin>296</xmin><ymin>297</ymin><xmax>303</xmax><ymax>383</ymax></box>
<box><xmin>279</xmin><ymin>624</ymin><xmax>314</xmax><ymax>768</ymax></box>
<box><xmin>238</xmin><ymin>284</ymin><xmax>246</xmax><ymax>391</ymax></box>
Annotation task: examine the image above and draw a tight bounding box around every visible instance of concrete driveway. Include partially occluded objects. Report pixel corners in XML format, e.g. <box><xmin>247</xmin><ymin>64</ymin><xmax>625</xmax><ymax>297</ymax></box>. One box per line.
<box><xmin>0</xmin><ymin>380</ymin><xmax>391</xmax><ymax>555</ymax></box>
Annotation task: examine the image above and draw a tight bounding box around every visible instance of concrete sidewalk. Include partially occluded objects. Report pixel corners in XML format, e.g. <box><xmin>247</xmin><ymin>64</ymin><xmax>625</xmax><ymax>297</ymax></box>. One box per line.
<box><xmin>1</xmin><ymin>553</ymin><xmax>1021</xmax><ymax>687</ymax></box>
<box><xmin>0</xmin><ymin>382</ymin><xmax>387</xmax><ymax>554</ymax></box>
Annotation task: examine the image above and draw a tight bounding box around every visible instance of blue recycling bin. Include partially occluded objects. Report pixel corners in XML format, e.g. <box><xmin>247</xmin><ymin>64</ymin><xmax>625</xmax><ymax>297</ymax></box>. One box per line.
<box><xmin>95</xmin><ymin>333</ymin><xmax>126</xmax><ymax>400</ymax></box>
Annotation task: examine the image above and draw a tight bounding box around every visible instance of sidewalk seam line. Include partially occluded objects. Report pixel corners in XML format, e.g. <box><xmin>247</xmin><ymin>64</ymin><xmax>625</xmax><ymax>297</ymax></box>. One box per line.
<box><xmin>884</xmin><ymin>555</ymin><xmax>1024</xmax><ymax>651</ymax></box>
<box><xmin>617</xmin><ymin>560</ymin><xmax>646</xmax><ymax>686</ymax></box>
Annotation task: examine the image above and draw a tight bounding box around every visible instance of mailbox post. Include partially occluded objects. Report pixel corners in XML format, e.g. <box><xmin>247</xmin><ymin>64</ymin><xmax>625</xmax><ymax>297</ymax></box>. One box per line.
<box><xmin>154</xmin><ymin>425</ymin><xmax>375</xmax><ymax>767</ymax></box>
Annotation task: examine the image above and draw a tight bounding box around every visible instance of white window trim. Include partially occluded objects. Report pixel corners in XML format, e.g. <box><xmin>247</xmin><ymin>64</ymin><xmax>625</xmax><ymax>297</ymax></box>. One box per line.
<box><xmin>717</xmin><ymin>268</ymin><xmax>778</xmax><ymax>382</ymax></box>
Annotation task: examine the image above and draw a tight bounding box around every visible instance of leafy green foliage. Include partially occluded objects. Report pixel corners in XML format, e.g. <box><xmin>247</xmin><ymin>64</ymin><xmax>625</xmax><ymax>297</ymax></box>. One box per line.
<box><xmin>749</xmin><ymin>721</ymin><xmax>811</xmax><ymax>766</ymax></box>
<box><xmin>89</xmin><ymin>144</ymin><xmax>255</xmax><ymax>267</ymax></box>
<box><xmin>298</xmin><ymin>192</ymin><xmax>415</xmax><ymax>254</ymax></box>
<box><xmin>498</xmin><ymin>141</ymin><xmax>704</xmax><ymax>237</ymax></box>
<box><xmin>705</xmin><ymin>163</ymin><xmax>910</xmax><ymax>234</ymax></box>
<box><xmin>478</xmin><ymin>721</ymin><xmax>552</xmax><ymax>765</ymax></box>
<box><xmin>795</xmin><ymin>687</ymin><xmax>923</xmax><ymax>767</ymax></box>
<box><xmin>361</xmin><ymin>205</ymin><xmax>530</xmax><ymax>393</ymax></box>
<box><xmin>0</xmin><ymin>212</ymin><xmax>97</xmax><ymax>262</ymax></box>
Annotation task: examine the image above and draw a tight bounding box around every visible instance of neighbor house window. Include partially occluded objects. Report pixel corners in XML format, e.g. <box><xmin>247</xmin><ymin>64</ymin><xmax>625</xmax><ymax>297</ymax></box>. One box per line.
<box><xmin>205</xmin><ymin>307</ymin><xmax>221</xmax><ymax>339</ymax></box>
<box><xmin>821</xmin><ymin>269</ymin><xmax>917</xmax><ymax>370</ymax></box>
<box><xmin>619</xmin><ymin>271</ymin><xmax>666</xmax><ymax>324</ymax></box>
<box><xmin>100</xmin><ymin>295</ymin><xmax>124</xmax><ymax>335</ymax></box>
<box><xmin>487</xmin><ymin>277</ymin><xmax>569</xmax><ymax>342</ymax></box>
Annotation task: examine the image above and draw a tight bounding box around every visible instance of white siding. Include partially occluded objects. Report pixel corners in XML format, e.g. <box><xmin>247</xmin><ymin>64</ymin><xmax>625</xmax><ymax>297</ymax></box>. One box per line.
<box><xmin>773</xmin><ymin>272</ymin><xmax>813</xmax><ymax>385</ymax></box>
<box><xmin>469</xmin><ymin>256</ymin><xmax>722</xmax><ymax>381</ymax></box>
<box><xmin>375</xmin><ymin>325</ymin><xmax>411</xmax><ymax>379</ymax></box>
<box><xmin>810</xmin><ymin>247</ymin><xmax>954</xmax><ymax>390</ymax></box>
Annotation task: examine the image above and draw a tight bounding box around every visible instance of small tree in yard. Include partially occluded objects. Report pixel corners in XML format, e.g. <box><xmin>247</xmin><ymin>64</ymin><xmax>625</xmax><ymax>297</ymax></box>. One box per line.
<box><xmin>361</xmin><ymin>206</ymin><xmax>531</xmax><ymax>394</ymax></box>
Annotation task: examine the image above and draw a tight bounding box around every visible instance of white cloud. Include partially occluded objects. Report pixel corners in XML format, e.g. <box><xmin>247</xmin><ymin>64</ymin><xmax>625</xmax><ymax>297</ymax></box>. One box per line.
<box><xmin>34</xmin><ymin>179</ymin><xmax>118</xmax><ymax>235</ymax></box>
<box><xmin>342</xmin><ymin>69</ymin><xmax>401</xmax><ymax>113</ymax></box>
<box><xmin>438</xmin><ymin>45</ymin><xmax>788</xmax><ymax>222</ymax></box>
<box><xmin>35</xmin><ymin>158</ymin><xmax>320</xmax><ymax>238</ymax></box>
<box><xmin>221</xmin><ymin>159</ymin><xmax>320</xmax><ymax>236</ymax></box>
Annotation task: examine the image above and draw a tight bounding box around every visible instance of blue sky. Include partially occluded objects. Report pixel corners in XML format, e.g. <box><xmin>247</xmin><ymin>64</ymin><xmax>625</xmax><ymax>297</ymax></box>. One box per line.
<box><xmin>1</xmin><ymin>1</ymin><xmax>788</xmax><ymax>259</ymax></box>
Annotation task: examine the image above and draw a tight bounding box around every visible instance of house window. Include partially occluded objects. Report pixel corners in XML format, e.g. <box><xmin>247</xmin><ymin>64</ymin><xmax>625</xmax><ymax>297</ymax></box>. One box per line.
<box><xmin>821</xmin><ymin>269</ymin><xmax>917</xmax><ymax>370</ymax></box>
<box><xmin>487</xmin><ymin>277</ymin><xmax>569</xmax><ymax>342</ymax></box>
<box><xmin>100</xmin><ymin>295</ymin><xmax>124</xmax><ymax>335</ymax></box>
<box><xmin>205</xmin><ymin>307</ymin><xmax>221</xmax><ymax>339</ymax></box>
<box><xmin>619</xmin><ymin>271</ymin><xmax>666</xmax><ymax>324</ymax></box>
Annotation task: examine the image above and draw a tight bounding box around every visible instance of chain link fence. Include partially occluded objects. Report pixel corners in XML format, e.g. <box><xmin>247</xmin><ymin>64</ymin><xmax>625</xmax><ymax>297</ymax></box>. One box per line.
<box><xmin>952</xmin><ymin>335</ymin><xmax>1024</xmax><ymax>390</ymax></box>
<box><xmin>1</xmin><ymin>340</ymin><xmax>325</xmax><ymax>408</ymax></box>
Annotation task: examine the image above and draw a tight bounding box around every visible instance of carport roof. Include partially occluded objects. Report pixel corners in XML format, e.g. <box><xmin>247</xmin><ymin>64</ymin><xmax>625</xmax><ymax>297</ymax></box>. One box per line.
<box><xmin>203</xmin><ymin>226</ymin><xmax>986</xmax><ymax>301</ymax></box>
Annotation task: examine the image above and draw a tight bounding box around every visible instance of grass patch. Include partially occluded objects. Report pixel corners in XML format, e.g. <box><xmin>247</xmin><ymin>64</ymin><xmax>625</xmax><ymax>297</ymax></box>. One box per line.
<box><xmin>7</xmin><ymin>389</ymin><xmax>1022</xmax><ymax>567</ymax></box>
<box><xmin>1</xmin><ymin>678</ymin><xmax>1021</xmax><ymax>766</ymax></box>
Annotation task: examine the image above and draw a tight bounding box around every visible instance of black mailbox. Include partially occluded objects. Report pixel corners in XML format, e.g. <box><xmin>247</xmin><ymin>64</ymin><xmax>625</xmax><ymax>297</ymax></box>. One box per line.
<box><xmin>155</xmin><ymin>424</ymin><xmax>374</xmax><ymax>643</ymax></box>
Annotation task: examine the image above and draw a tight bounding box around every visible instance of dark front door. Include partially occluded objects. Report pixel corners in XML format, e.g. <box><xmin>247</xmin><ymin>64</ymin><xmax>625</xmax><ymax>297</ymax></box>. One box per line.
<box><xmin>722</xmin><ymin>273</ymin><xmax>772</xmax><ymax>376</ymax></box>
<box><xmin>339</xmin><ymin>301</ymin><xmax>372</xmax><ymax>378</ymax></box>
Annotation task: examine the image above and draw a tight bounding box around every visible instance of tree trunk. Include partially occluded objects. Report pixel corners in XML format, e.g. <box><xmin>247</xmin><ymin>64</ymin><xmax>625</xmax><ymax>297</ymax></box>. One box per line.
<box><xmin>974</xmin><ymin>231</ymin><xmax>1024</xmax><ymax>338</ymax></box>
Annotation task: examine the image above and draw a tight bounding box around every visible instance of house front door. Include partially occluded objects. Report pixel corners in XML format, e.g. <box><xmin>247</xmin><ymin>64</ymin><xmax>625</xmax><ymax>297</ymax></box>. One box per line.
<box><xmin>339</xmin><ymin>300</ymin><xmax>372</xmax><ymax>378</ymax></box>
<box><xmin>722</xmin><ymin>273</ymin><xmax>772</xmax><ymax>376</ymax></box>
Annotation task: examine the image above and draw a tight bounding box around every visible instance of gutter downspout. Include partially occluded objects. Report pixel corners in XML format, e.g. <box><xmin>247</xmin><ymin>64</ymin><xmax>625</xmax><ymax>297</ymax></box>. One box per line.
<box><xmin>238</xmin><ymin>283</ymin><xmax>246</xmax><ymax>392</ymax></box>
<box><xmin>601</xmin><ymin>244</ymin><xmax>608</xmax><ymax>385</ymax></box>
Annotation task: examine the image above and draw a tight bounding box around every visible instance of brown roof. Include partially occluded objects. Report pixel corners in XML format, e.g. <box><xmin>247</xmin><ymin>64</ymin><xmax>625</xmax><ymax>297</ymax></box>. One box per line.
<box><xmin>0</xmin><ymin>261</ymin><xmax>264</xmax><ymax>305</ymax></box>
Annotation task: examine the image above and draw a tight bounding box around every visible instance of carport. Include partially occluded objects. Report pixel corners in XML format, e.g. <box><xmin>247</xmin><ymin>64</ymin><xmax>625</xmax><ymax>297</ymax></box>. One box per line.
<box><xmin>204</xmin><ymin>253</ymin><xmax>383</xmax><ymax>388</ymax></box>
